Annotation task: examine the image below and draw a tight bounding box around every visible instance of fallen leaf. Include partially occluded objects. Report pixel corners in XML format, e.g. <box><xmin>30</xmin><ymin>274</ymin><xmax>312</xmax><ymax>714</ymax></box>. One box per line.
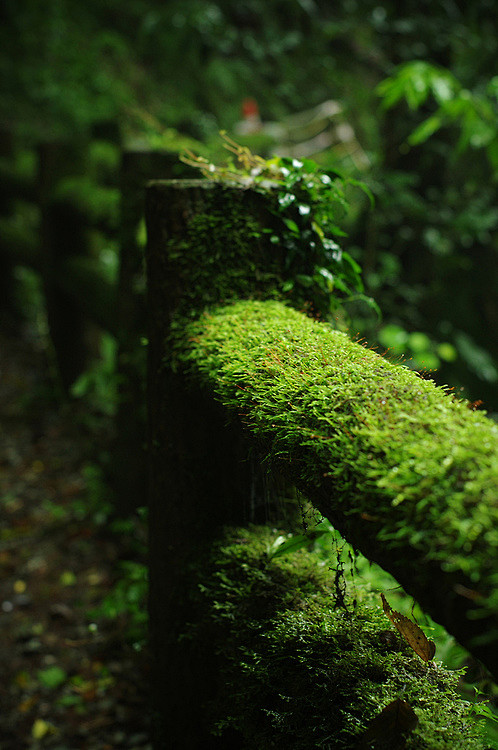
<box><xmin>381</xmin><ymin>594</ymin><xmax>436</xmax><ymax>662</ymax></box>
<box><xmin>49</xmin><ymin>603</ymin><xmax>75</xmax><ymax>621</ymax></box>
<box><xmin>37</xmin><ymin>665</ymin><xmax>67</xmax><ymax>689</ymax></box>
<box><xmin>13</xmin><ymin>579</ymin><xmax>27</xmax><ymax>594</ymax></box>
<box><xmin>18</xmin><ymin>695</ymin><xmax>38</xmax><ymax>713</ymax></box>
<box><xmin>32</xmin><ymin>718</ymin><xmax>57</xmax><ymax>740</ymax></box>
<box><xmin>60</xmin><ymin>570</ymin><xmax>77</xmax><ymax>587</ymax></box>
<box><xmin>357</xmin><ymin>698</ymin><xmax>418</xmax><ymax>748</ymax></box>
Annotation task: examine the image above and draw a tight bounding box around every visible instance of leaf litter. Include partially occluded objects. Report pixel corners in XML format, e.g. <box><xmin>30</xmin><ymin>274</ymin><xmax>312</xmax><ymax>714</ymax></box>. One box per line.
<box><xmin>0</xmin><ymin>324</ymin><xmax>150</xmax><ymax>749</ymax></box>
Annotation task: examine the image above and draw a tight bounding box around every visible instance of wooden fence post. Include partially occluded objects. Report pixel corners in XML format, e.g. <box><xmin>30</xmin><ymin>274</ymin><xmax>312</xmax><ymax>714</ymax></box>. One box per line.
<box><xmin>0</xmin><ymin>130</ymin><xmax>16</xmax><ymax>318</ymax></box>
<box><xmin>38</xmin><ymin>141</ymin><xmax>91</xmax><ymax>392</ymax></box>
<box><xmin>113</xmin><ymin>149</ymin><xmax>195</xmax><ymax>513</ymax></box>
<box><xmin>145</xmin><ymin>180</ymin><xmax>283</xmax><ymax>748</ymax></box>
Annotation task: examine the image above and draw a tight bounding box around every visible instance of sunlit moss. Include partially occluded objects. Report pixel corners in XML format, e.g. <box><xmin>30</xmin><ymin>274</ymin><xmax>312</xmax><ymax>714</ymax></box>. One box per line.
<box><xmin>161</xmin><ymin>184</ymin><xmax>282</xmax><ymax>319</ymax></box>
<box><xmin>173</xmin><ymin>299</ymin><xmax>498</xmax><ymax>646</ymax></box>
<box><xmin>188</xmin><ymin>525</ymin><xmax>486</xmax><ymax>748</ymax></box>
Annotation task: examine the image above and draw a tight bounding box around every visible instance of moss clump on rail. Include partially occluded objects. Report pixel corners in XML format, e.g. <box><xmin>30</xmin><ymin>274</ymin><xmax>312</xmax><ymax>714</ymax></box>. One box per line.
<box><xmin>188</xmin><ymin>525</ymin><xmax>485</xmax><ymax>748</ymax></box>
<box><xmin>173</xmin><ymin>300</ymin><xmax>498</xmax><ymax>639</ymax></box>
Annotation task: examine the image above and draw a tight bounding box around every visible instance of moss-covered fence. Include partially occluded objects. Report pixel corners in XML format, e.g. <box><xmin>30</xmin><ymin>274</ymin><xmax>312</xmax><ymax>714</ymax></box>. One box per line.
<box><xmin>145</xmin><ymin>180</ymin><xmax>498</xmax><ymax>749</ymax></box>
<box><xmin>0</xmin><ymin>140</ymin><xmax>191</xmax><ymax>511</ymax></box>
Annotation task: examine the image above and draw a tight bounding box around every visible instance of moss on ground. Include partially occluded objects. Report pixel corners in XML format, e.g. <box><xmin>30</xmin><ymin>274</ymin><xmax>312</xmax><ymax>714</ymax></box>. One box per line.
<box><xmin>173</xmin><ymin>299</ymin><xmax>498</xmax><ymax>666</ymax></box>
<box><xmin>189</xmin><ymin>525</ymin><xmax>486</xmax><ymax>749</ymax></box>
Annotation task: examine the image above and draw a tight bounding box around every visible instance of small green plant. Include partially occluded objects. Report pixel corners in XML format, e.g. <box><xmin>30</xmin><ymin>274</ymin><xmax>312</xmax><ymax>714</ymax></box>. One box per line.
<box><xmin>378</xmin><ymin>323</ymin><xmax>458</xmax><ymax>371</ymax></box>
<box><xmin>91</xmin><ymin>560</ymin><xmax>147</xmax><ymax>650</ymax></box>
<box><xmin>70</xmin><ymin>463</ymin><xmax>114</xmax><ymax>526</ymax></box>
<box><xmin>377</xmin><ymin>62</ymin><xmax>498</xmax><ymax>168</ymax></box>
<box><xmin>181</xmin><ymin>133</ymin><xmax>378</xmax><ymax>321</ymax></box>
<box><xmin>37</xmin><ymin>666</ymin><xmax>67</xmax><ymax>690</ymax></box>
<box><xmin>70</xmin><ymin>333</ymin><xmax>119</xmax><ymax>417</ymax></box>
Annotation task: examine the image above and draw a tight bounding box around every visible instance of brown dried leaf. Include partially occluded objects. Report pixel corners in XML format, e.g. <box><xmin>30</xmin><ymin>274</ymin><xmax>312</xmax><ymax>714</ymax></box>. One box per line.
<box><xmin>381</xmin><ymin>594</ymin><xmax>436</xmax><ymax>662</ymax></box>
<box><xmin>357</xmin><ymin>698</ymin><xmax>419</xmax><ymax>748</ymax></box>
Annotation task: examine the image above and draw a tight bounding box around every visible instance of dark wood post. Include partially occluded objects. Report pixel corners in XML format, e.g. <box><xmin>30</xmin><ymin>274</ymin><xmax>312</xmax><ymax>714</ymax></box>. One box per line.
<box><xmin>113</xmin><ymin>149</ymin><xmax>194</xmax><ymax>513</ymax></box>
<box><xmin>145</xmin><ymin>180</ymin><xmax>283</xmax><ymax>748</ymax></box>
<box><xmin>38</xmin><ymin>141</ymin><xmax>90</xmax><ymax>393</ymax></box>
<box><xmin>0</xmin><ymin>131</ymin><xmax>16</xmax><ymax>318</ymax></box>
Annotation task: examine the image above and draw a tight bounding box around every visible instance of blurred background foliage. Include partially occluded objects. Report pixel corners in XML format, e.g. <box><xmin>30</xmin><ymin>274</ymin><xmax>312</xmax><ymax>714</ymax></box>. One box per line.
<box><xmin>1</xmin><ymin>0</ymin><xmax>497</xmax><ymax>409</ymax></box>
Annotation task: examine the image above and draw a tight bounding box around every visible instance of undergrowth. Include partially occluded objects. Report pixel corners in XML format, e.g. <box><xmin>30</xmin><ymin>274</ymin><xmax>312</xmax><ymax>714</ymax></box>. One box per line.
<box><xmin>188</xmin><ymin>524</ymin><xmax>488</xmax><ymax>749</ymax></box>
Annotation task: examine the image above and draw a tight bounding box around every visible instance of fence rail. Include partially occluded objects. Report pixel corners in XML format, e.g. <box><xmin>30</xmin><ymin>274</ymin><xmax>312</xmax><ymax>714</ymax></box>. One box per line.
<box><xmin>145</xmin><ymin>179</ymin><xmax>498</xmax><ymax>748</ymax></box>
<box><xmin>2</xmin><ymin>147</ymin><xmax>497</xmax><ymax>746</ymax></box>
<box><xmin>175</xmin><ymin>298</ymin><xmax>498</xmax><ymax>669</ymax></box>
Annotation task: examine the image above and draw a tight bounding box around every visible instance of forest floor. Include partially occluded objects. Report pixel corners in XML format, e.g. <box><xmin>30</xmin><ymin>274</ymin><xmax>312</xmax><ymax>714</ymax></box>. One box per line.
<box><xmin>0</xmin><ymin>319</ymin><xmax>150</xmax><ymax>750</ymax></box>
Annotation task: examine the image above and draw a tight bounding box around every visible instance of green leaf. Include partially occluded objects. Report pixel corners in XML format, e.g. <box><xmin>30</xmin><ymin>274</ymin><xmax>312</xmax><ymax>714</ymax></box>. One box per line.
<box><xmin>315</xmin><ymin>267</ymin><xmax>335</xmax><ymax>289</ymax></box>
<box><xmin>282</xmin><ymin>217</ymin><xmax>300</xmax><ymax>234</ymax></box>
<box><xmin>268</xmin><ymin>530</ymin><xmax>331</xmax><ymax>558</ymax></box>
<box><xmin>295</xmin><ymin>274</ymin><xmax>313</xmax><ymax>287</ymax></box>
<box><xmin>347</xmin><ymin>177</ymin><xmax>375</xmax><ymax>208</ymax></box>
<box><xmin>408</xmin><ymin>114</ymin><xmax>443</xmax><ymax>145</ymax></box>
<box><xmin>37</xmin><ymin>666</ymin><xmax>67</xmax><ymax>689</ymax></box>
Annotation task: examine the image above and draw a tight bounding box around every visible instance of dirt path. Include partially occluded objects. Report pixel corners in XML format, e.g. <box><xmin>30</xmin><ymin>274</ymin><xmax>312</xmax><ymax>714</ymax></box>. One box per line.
<box><xmin>0</xmin><ymin>322</ymin><xmax>150</xmax><ymax>749</ymax></box>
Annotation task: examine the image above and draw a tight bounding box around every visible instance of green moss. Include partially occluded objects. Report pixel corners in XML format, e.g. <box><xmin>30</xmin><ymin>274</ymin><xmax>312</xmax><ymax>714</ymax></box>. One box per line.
<box><xmin>190</xmin><ymin>525</ymin><xmax>485</xmax><ymax>748</ymax></box>
<box><xmin>173</xmin><ymin>299</ymin><xmax>498</xmax><ymax>664</ymax></box>
<box><xmin>165</xmin><ymin>185</ymin><xmax>282</xmax><ymax>318</ymax></box>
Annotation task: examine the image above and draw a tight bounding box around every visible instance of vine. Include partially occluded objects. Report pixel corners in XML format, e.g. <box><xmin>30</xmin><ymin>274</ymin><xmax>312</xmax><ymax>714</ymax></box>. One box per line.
<box><xmin>181</xmin><ymin>132</ymin><xmax>379</xmax><ymax>321</ymax></box>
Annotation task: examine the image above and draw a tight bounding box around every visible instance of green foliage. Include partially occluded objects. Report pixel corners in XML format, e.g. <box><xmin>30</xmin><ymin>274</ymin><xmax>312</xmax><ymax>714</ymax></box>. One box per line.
<box><xmin>37</xmin><ymin>666</ymin><xmax>67</xmax><ymax>690</ymax></box>
<box><xmin>378</xmin><ymin>323</ymin><xmax>457</xmax><ymax>372</ymax></box>
<box><xmin>3</xmin><ymin>0</ymin><xmax>496</xmax><ymax>406</ymax></box>
<box><xmin>470</xmin><ymin>691</ymin><xmax>498</xmax><ymax>749</ymax></box>
<box><xmin>70</xmin><ymin>333</ymin><xmax>119</xmax><ymax>418</ymax></box>
<box><xmin>174</xmin><ymin>300</ymin><xmax>498</xmax><ymax>652</ymax></box>
<box><xmin>91</xmin><ymin>560</ymin><xmax>148</xmax><ymax>650</ymax></box>
<box><xmin>0</xmin><ymin>1</ymin><xmax>134</xmax><ymax>137</ymax></box>
<box><xmin>87</xmin><ymin>505</ymin><xmax>148</xmax><ymax>650</ymax></box>
<box><xmin>182</xmin><ymin>135</ymin><xmax>377</xmax><ymax>320</ymax></box>
<box><xmin>42</xmin><ymin>458</ymin><xmax>148</xmax><ymax>650</ymax></box>
<box><xmin>377</xmin><ymin>62</ymin><xmax>460</xmax><ymax>112</ymax></box>
<box><xmin>377</xmin><ymin>62</ymin><xmax>498</xmax><ymax>168</ymax></box>
<box><xmin>268</xmin><ymin>516</ymin><xmax>498</xmax><ymax>747</ymax></box>
<box><xmin>53</xmin><ymin>177</ymin><xmax>120</xmax><ymax>230</ymax></box>
<box><xmin>268</xmin><ymin>521</ymin><xmax>331</xmax><ymax>559</ymax></box>
<box><xmin>367</xmin><ymin>54</ymin><xmax>498</xmax><ymax>408</ymax></box>
<box><xmin>188</xmin><ymin>525</ymin><xmax>487</xmax><ymax>748</ymax></box>
<box><xmin>74</xmin><ymin>463</ymin><xmax>114</xmax><ymax>526</ymax></box>
<box><xmin>264</xmin><ymin>156</ymin><xmax>373</xmax><ymax>318</ymax></box>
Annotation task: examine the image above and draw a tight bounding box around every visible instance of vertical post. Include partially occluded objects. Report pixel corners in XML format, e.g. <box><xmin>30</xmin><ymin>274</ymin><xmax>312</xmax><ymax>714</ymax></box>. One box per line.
<box><xmin>0</xmin><ymin>130</ymin><xmax>16</xmax><ymax>319</ymax></box>
<box><xmin>145</xmin><ymin>180</ymin><xmax>283</xmax><ymax>748</ymax></box>
<box><xmin>38</xmin><ymin>141</ymin><xmax>90</xmax><ymax>393</ymax></box>
<box><xmin>113</xmin><ymin>149</ymin><xmax>192</xmax><ymax>513</ymax></box>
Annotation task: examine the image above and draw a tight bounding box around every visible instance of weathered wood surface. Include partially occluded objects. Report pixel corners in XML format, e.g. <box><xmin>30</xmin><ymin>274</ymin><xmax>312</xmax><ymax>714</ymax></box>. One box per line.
<box><xmin>145</xmin><ymin>180</ymin><xmax>284</xmax><ymax>747</ymax></box>
<box><xmin>38</xmin><ymin>141</ymin><xmax>92</xmax><ymax>390</ymax></box>
<box><xmin>146</xmin><ymin>180</ymin><xmax>497</xmax><ymax>748</ymax></box>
